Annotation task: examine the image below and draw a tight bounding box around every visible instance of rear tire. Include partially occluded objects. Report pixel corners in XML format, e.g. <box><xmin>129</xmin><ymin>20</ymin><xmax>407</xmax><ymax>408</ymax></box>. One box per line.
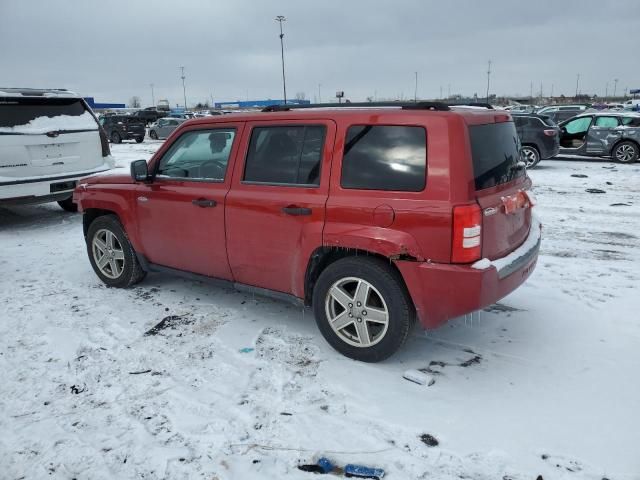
<box><xmin>110</xmin><ymin>131</ymin><xmax>122</xmax><ymax>144</ymax></box>
<box><xmin>521</xmin><ymin>145</ymin><xmax>540</xmax><ymax>168</ymax></box>
<box><xmin>312</xmin><ymin>256</ymin><xmax>415</xmax><ymax>362</ymax></box>
<box><xmin>57</xmin><ymin>197</ymin><xmax>78</xmax><ymax>212</ymax></box>
<box><xmin>86</xmin><ymin>215</ymin><xmax>146</xmax><ymax>288</ymax></box>
<box><xmin>613</xmin><ymin>141</ymin><xmax>639</xmax><ymax>163</ymax></box>
<box><xmin>149</xmin><ymin>130</ymin><xmax>158</xmax><ymax>140</ymax></box>
<box><xmin>135</xmin><ymin>137</ymin><xmax>144</xmax><ymax>143</ymax></box>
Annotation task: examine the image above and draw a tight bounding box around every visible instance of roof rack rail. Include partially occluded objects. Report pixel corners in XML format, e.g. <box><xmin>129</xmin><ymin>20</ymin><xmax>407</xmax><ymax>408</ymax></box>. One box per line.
<box><xmin>447</xmin><ymin>102</ymin><xmax>494</xmax><ymax>109</ymax></box>
<box><xmin>261</xmin><ymin>101</ymin><xmax>451</xmax><ymax>112</ymax></box>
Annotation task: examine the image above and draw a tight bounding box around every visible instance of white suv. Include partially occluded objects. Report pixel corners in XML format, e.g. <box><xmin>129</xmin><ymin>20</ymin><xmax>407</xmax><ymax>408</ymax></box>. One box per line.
<box><xmin>0</xmin><ymin>88</ymin><xmax>114</xmax><ymax>211</ymax></box>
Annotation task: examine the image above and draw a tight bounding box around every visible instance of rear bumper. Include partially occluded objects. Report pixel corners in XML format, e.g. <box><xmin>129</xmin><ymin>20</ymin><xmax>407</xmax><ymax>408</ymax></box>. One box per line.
<box><xmin>0</xmin><ymin>164</ymin><xmax>112</xmax><ymax>203</ymax></box>
<box><xmin>396</xmin><ymin>218</ymin><xmax>541</xmax><ymax>329</ymax></box>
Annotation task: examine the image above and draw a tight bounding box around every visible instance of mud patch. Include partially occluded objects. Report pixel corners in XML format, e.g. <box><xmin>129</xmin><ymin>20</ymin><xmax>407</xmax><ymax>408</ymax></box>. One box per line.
<box><xmin>483</xmin><ymin>303</ymin><xmax>524</xmax><ymax>313</ymax></box>
<box><xmin>145</xmin><ymin>314</ymin><xmax>194</xmax><ymax>336</ymax></box>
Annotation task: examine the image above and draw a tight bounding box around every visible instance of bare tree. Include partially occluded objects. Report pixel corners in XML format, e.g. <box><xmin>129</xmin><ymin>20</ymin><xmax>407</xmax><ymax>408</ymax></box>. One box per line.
<box><xmin>129</xmin><ymin>96</ymin><xmax>142</xmax><ymax>108</ymax></box>
<box><xmin>295</xmin><ymin>91</ymin><xmax>306</xmax><ymax>101</ymax></box>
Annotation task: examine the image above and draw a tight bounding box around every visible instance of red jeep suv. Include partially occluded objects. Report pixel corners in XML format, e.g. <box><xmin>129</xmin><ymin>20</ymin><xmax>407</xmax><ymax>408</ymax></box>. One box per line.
<box><xmin>74</xmin><ymin>102</ymin><xmax>540</xmax><ymax>362</ymax></box>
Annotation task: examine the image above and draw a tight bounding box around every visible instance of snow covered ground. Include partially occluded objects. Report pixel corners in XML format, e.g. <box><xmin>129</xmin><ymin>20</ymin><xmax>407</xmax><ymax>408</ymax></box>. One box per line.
<box><xmin>1</xmin><ymin>141</ymin><xmax>639</xmax><ymax>480</ymax></box>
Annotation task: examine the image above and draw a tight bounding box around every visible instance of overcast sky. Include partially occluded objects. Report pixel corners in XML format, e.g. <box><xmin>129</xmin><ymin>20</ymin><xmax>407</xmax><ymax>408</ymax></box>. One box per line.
<box><xmin>2</xmin><ymin>0</ymin><xmax>639</xmax><ymax>107</ymax></box>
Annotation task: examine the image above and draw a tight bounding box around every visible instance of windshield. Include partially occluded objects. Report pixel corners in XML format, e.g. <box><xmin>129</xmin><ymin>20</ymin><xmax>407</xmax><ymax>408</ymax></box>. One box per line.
<box><xmin>0</xmin><ymin>97</ymin><xmax>92</xmax><ymax>128</ymax></box>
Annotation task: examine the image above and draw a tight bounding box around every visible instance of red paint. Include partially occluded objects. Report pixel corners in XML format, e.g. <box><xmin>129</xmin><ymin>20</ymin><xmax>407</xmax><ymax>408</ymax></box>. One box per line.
<box><xmin>74</xmin><ymin>107</ymin><xmax>538</xmax><ymax>329</ymax></box>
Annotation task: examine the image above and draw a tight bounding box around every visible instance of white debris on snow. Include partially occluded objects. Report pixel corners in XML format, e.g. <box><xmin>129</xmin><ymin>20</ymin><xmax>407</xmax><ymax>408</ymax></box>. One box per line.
<box><xmin>0</xmin><ymin>111</ymin><xmax>98</xmax><ymax>134</ymax></box>
<box><xmin>1</xmin><ymin>146</ymin><xmax>639</xmax><ymax>480</ymax></box>
<box><xmin>402</xmin><ymin>369</ymin><xmax>433</xmax><ymax>385</ymax></box>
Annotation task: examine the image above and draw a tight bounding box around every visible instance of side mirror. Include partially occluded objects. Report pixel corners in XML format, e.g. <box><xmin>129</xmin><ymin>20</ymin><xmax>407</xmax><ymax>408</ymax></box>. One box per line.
<box><xmin>131</xmin><ymin>159</ymin><xmax>149</xmax><ymax>182</ymax></box>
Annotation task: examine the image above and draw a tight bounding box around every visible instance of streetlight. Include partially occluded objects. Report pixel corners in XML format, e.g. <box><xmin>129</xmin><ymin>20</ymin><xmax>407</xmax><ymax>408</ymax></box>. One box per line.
<box><xmin>575</xmin><ymin>73</ymin><xmax>580</xmax><ymax>98</ymax></box>
<box><xmin>180</xmin><ymin>66</ymin><xmax>187</xmax><ymax>110</ymax></box>
<box><xmin>318</xmin><ymin>83</ymin><xmax>322</xmax><ymax>104</ymax></box>
<box><xmin>414</xmin><ymin>72</ymin><xmax>418</xmax><ymax>102</ymax></box>
<box><xmin>150</xmin><ymin>83</ymin><xmax>155</xmax><ymax>108</ymax></box>
<box><xmin>613</xmin><ymin>78</ymin><xmax>619</xmax><ymax>99</ymax></box>
<box><xmin>486</xmin><ymin>60</ymin><xmax>491</xmax><ymax>103</ymax></box>
<box><xmin>275</xmin><ymin>16</ymin><xmax>287</xmax><ymax>104</ymax></box>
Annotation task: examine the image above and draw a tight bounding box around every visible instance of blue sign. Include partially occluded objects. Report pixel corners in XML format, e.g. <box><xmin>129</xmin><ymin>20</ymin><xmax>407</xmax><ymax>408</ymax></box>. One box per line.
<box><xmin>214</xmin><ymin>99</ymin><xmax>310</xmax><ymax>109</ymax></box>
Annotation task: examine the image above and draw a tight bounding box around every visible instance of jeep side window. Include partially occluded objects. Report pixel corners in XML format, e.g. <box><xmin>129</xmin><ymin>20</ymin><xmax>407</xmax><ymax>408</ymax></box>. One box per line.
<box><xmin>243</xmin><ymin>125</ymin><xmax>326</xmax><ymax>185</ymax></box>
<box><xmin>622</xmin><ymin>117</ymin><xmax>640</xmax><ymax>126</ymax></box>
<box><xmin>341</xmin><ymin>125</ymin><xmax>426</xmax><ymax>192</ymax></box>
<box><xmin>156</xmin><ymin>129</ymin><xmax>236</xmax><ymax>181</ymax></box>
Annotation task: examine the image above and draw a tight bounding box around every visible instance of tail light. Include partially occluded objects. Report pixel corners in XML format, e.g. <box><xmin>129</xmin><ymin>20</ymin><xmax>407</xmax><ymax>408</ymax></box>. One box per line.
<box><xmin>543</xmin><ymin>129</ymin><xmax>558</xmax><ymax>136</ymax></box>
<box><xmin>99</xmin><ymin>127</ymin><xmax>111</xmax><ymax>157</ymax></box>
<box><xmin>452</xmin><ymin>204</ymin><xmax>482</xmax><ymax>263</ymax></box>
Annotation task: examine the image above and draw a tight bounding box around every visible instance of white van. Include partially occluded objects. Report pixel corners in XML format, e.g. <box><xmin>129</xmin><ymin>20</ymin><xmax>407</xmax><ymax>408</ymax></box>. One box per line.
<box><xmin>623</xmin><ymin>99</ymin><xmax>640</xmax><ymax>110</ymax></box>
<box><xmin>0</xmin><ymin>88</ymin><xmax>114</xmax><ymax>211</ymax></box>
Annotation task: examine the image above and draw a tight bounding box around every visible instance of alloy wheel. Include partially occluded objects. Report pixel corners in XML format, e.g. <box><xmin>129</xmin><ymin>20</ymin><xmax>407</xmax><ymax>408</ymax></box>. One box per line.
<box><xmin>325</xmin><ymin>277</ymin><xmax>389</xmax><ymax>347</ymax></box>
<box><xmin>615</xmin><ymin>144</ymin><xmax>635</xmax><ymax>162</ymax></box>
<box><xmin>92</xmin><ymin>229</ymin><xmax>125</xmax><ymax>279</ymax></box>
<box><xmin>521</xmin><ymin>147</ymin><xmax>539</xmax><ymax>168</ymax></box>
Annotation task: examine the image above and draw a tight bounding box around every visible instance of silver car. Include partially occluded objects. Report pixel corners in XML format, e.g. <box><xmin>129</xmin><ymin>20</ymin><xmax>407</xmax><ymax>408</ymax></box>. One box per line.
<box><xmin>148</xmin><ymin>117</ymin><xmax>186</xmax><ymax>140</ymax></box>
<box><xmin>558</xmin><ymin>112</ymin><xmax>640</xmax><ymax>163</ymax></box>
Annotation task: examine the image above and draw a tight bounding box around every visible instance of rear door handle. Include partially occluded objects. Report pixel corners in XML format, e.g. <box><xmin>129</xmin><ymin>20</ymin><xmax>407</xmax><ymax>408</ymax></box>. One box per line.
<box><xmin>282</xmin><ymin>206</ymin><xmax>312</xmax><ymax>216</ymax></box>
<box><xmin>192</xmin><ymin>198</ymin><xmax>217</xmax><ymax>208</ymax></box>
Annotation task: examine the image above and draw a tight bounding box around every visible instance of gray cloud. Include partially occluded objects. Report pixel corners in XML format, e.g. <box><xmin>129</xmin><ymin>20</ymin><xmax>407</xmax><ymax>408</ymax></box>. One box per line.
<box><xmin>1</xmin><ymin>0</ymin><xmax>639</xmax><ymax>106</ymax></box>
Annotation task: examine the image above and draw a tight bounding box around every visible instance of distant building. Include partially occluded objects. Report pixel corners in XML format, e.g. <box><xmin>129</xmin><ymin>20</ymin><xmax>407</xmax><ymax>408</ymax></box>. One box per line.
<box><xmin>84</xmin><ymin>97</ymin><xmax>126</xmax><ymax>110</ymax></box>
<box><xmin>214</xmin><ymin>99</ymin><xmax>310</xmax><ymax>109</ymax></box>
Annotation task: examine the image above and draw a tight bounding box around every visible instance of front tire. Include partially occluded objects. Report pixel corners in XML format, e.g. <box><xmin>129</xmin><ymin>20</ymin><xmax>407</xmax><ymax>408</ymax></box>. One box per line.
<box><xmin>86</xmin><ymin>215</ymin><xmax>146</xmax><ymax>288</ymax></box>
<box><xmin>312</xmin><ymin>257</ymin><xmax>415</xmax><ymax>362</ymax></box>
<box><xmin>613</xmin><ymin>141</ymin><xmax>639</xmax><ymax>163</ymax></box>
<box><xmin>521</xmin><ymin>145</ymin><xmax>540</xmax><ymax>168</ymax></box>
<box><xmin>149</xmin><ymin>130</ymin><xmax>158</xmax><ymax>140</ymax></box>
<box><xmin>57</xmin><ymin>197</ymin><xmax>78</xmax><ymax>212</ymax></box>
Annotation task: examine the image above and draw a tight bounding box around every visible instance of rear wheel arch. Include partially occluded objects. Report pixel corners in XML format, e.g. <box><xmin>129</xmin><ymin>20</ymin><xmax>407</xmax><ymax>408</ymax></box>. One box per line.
<box><xmin>303</xmin><ymin>246</ymin><xmax>413</xmax><ymax>307</ymax></box>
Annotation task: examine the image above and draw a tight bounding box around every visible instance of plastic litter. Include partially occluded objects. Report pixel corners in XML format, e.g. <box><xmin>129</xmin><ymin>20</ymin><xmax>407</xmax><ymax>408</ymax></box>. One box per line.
<box><xmin>403</xmin><ymin>369</ymin><xmax>433</xmax><ymax>385</ymax></box>
<box><xmin>344</xmin><ymin>463</ymin><xmax>385</xmax><ymax>479</ymax></box>
<box><xmin>239</xmin><ymin>347</ymin><xmax>255</xmax><ymax>353</ymax></box>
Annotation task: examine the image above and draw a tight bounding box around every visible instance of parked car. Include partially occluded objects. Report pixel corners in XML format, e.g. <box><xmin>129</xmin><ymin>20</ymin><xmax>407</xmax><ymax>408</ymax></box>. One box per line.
<box><xmin>504</xmin><ymin>104</ymin><xmax>536</xmax><ymax>113</ymax></box>
<box><xmin>558</xmin><ymin>112</ymin><xmax>640</xmax><ymax>162</ymax></box>
<box><xmin>0</xmin><ymin>87</ymin><xmax>114</xmax><ymax>211</ymax></box>
<box><xmin>132</xmin><ymin>108</ymin><xmax>164</xmax><ymax>126</ymax></box>
<box><xmin>99</xmin><ymin>115</ymin><xmax>145</xmax><ymax>144</ymax></box>
<box><xmin>148</xmin><ymin>117</ymin><xmax>186</xmax><ymax>140</ymax></box>
<box><xmin>74</xmin><ymin>102</ymin><xmax>540</xmax><ymax>362</ymax></box>
<box><xmin>623</xmin><ymin>99</ymin><xmax>640</xmax><ymax>111</ymax></box>
<box><xmin>512</xmin><ymin>113</ymin><xmax>560</xmax><ymax>168</ymax></box>
<box><xmin>536</xmin><ymin>104</ymin><xmax>590</xmax><ymax>123</ymax></box>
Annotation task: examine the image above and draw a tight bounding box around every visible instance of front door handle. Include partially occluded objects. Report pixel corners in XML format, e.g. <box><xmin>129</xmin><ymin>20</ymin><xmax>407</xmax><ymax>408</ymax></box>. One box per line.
<box><xmin>192</xmin><ymin>198</ymin><xmax>217</xmax><ymax>208</ymax></box>
<box><xmin>282</xmin><ymin>206</ymin><xmax>312</xmax><ymax>216</ymax></box>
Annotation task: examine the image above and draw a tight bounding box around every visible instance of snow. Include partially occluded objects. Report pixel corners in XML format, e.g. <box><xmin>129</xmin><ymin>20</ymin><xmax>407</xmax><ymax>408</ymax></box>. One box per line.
<box><xmin>1</xmin><ymin>145</ymin><xmax>640</xmax><ymax>479</ymax></box>
<box><xmin>0</xmin><ymin>111</ymin><xmax>98</xmax><ymax>134</ymax></box>
<box><xmin>472</xmin><ymin>215</ymin><xmax>542</xmax><ymax>272</ymax></box>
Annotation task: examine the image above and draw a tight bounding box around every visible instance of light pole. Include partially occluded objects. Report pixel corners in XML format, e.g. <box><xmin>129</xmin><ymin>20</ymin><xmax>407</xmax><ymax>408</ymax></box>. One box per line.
<box><xmin>486</xmin><ymin>60</ymin><xmax>491</xmax><ymax>103</ymax></box>
<box><xmin>575</xmin><ymin>73</ymin><xmax>580</xmax><ymax>98</ymax></box>
<box><xmin>318</xmin><ymin>83</ymin><xmax>321</xmax><ymax>103</ymax></box>
<box><xmin>275</xmin><ymin>16</ymin><xmax>287</xmax><ymax>104</ymax></box>
<box><xmin>414</xmin><ymin>71</ymin><xmax>418</xmax><ymax>102</ymax></box>
<box><xmin>613</xmin><ymin>78</ymin><xmax>619</xmax><ymax>99</ymax></box>
<box><xmin>150</xmin><ymin>83</ymin><xmax>155</xmax><ymax>107</ymax></box>
<box><xmin>180</xmin><ymin>66</ymin><xmax>187</xmax><ymax>110</ymax></box>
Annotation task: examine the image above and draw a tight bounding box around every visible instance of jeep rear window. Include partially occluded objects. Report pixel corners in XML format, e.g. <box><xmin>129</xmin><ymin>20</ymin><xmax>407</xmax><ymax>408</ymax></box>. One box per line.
<box><xmin>341</xmin><ymin>125</ymin><xmax>426</xmax><ymax>191</ymax></box>
<box><xmin>469</xmin><ymin>122</ymin><xmax>523</xmax><ymax>190</ymax></box>
<box><xmin>0</xmin><ymin>97</ymin><xmax>90</xmax><ymax>128</ymax></box>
